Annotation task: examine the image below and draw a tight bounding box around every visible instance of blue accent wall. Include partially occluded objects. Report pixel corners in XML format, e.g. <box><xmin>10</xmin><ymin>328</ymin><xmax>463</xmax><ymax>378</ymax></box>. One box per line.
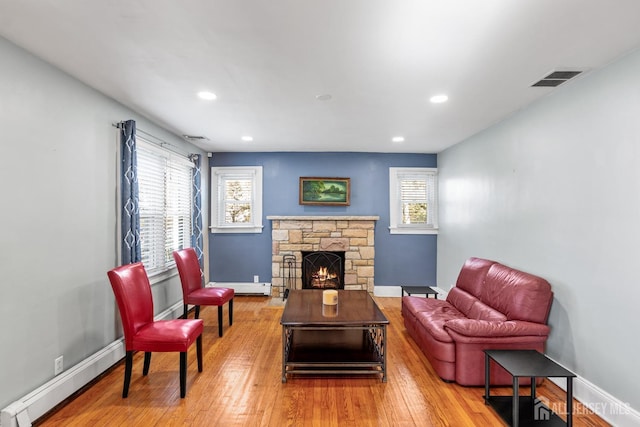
<box><xmin>209</xmin><ymin>152</ymin><xmax>437</xmax><ymax>287</ymax></box>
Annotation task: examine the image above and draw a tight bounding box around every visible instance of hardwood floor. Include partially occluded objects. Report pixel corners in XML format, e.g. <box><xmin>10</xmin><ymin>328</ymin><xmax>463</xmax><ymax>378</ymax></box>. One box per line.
<box><xmin>37</xmin><ymin>296</ymin><xmax>610</xmax><ymax>426</ymax></box>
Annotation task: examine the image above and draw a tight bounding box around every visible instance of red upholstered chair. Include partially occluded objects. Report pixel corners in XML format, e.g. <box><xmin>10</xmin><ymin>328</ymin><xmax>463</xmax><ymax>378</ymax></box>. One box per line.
<box><xmin>173</xmin><ymin>248</ymin><xmax>234</xmax><ymax>337</ymax></box>
<box><xmin>107</xmin><ymin>262</ymin><xmax>203</xmax><ymax>398</ymax></box>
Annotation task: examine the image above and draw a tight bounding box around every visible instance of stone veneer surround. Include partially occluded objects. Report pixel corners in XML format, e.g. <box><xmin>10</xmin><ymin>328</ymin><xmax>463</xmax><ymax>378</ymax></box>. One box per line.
<box><xmin>268</xmin><ymin>216</ymin><xmax>379</xmax><ymax>297</ymax></box>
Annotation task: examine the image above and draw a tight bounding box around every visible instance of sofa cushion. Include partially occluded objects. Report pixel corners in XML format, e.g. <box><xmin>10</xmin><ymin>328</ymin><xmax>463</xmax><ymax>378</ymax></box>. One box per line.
<box><xmin>481</xmin><ymin>263</ymin><xmax>553</xmax><ymax>323</ymax></box>
<box><xmin>414</xmin><ymin>306</ymin><xmax>467</xmax><ymax>343</ymax></box>
<box><xmin>445</xmin><ymin>287</ymin><xmax>476</xmax><ymax>316</ymax></box>
<box><xmin>446</xmin><ymin>286</ymin><xmax>506</xmax><ymax>321</ymax></box>
<box><xmin>403</xmin><ymin>296</ymin><xmax>452</xmax><ymax>315</ymax></box>
<box><xmin>467</xmin><ymin>300</ymin><xmax>507</xmax><ymax>321</ymax></box>
<box><xmin>454</xmin><ymin>257</ymin><xmax>496</xmax><ymax>298</ymax></box>
<box><xmin>403</xmin><ymin>296</ymin><xmax>467</xmax><ymax>343</ymax></box>
<box><xmin>444</xmin><ymin>319</ymin><xmax>550</xmax><ymax>338</ymax></box>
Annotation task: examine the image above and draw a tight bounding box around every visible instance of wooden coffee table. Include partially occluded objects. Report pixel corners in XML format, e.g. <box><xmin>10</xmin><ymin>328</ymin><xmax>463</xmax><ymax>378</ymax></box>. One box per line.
<box><xmin>280</xmin><ymin>290</ymin><xmax>389</xmax><ymax>383</ymax></box>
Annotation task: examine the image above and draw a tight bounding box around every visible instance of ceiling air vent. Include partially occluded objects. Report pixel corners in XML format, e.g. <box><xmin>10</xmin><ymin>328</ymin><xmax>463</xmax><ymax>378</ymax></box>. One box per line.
<box><xmin>182</xmin><ymin>135</ymin><xmax>209</xmax><ymax>142</ymax></box>
<box><xmin>532</xmin><ymin>70</ymin><xmax>583</xmax><ymax>87</ymax></box>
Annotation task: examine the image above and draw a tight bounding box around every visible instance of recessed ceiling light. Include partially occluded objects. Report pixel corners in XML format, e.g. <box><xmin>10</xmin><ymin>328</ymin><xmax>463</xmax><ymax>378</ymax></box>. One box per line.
<box><xmin>316</xmin><ymin>94</ymin><xmax>332</xmax><ymax>101</ymax></box>
<box><xmin>392</xmin><ymin>136</ymin><xmax>405</xmax><ymax>143</ymax></box>
<box><xmin>197</xmin><ymin>91</ymin><xmax>217</xmax><ymax>100</ymax></box>
<box><xmin>430</xmin><ymin>94</ymin><xmax>448</xmax><ymax>103</ymax></box>
<box><xmin>241</xmin><ymin>136</ymin><xmax>253</xmax><ymax>142</ymax></box>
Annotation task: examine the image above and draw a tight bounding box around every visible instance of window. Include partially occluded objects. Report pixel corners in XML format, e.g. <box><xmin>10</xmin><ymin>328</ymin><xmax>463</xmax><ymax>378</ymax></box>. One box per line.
<box><xmin>210</xmin><ymin>166</ymin><xmax>263</xmax><ymax>233</ymax></box>
<box><xmin>389</xmin><ymin>167</ymin><xmax>438</xmax><ymax>234</ymax></box>
<box><xmin>137</xmin><ymin>139</ymin><xmax>193</xmax><ymax>276</ymax></box>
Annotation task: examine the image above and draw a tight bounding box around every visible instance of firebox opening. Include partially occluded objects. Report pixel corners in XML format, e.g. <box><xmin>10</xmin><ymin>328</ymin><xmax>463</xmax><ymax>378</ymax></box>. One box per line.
<box><xmin>301</xmin><ymin>251</ymin><xmax>345</xmax><ymax>289</ymax></box>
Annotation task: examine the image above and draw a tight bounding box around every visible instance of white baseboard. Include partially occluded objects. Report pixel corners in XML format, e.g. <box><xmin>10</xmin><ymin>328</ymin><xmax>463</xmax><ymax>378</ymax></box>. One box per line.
<box><xmin>209</xmin><ymin>282</ymin><xmax>271</xmax><ymax>296</ymax></box>
<box><xmin>548</xmin><ymin>375</ymin><xmax>640</xmax><ymax>426</ymax></box>
<box><xmin>0</xmin><ymin>301</ymin><xmax>183</xmax><ymax>427</ymax></box>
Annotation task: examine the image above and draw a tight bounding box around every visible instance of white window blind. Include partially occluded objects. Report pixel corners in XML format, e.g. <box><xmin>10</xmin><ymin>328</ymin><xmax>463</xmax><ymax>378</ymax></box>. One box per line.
<box><xmin>137</xmin><ymin>139</ymin><xmax>193</xmax><ymax>276</ymax></box>
<box><xmin>389</xmin><ymin>167</ymin><xmax>438</xmax><ymax>234</ymax></box>
<box><xmin>211</xmin><ymin>166</ymin><xmax>263</xmax><ymax>233</ymax></box>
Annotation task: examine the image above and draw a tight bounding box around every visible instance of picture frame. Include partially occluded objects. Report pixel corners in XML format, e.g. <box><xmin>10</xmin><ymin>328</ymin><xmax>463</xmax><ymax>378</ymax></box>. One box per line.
<box><xmin>299</xmin><ymin>177</ymin><xmax>350</xmax><ymax>206</ymax></box>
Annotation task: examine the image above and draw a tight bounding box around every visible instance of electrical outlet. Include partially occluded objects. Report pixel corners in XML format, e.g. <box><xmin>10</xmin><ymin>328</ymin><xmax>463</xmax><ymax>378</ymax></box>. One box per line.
<box><xmin>254</xmin><ymin>275</ymin><xmax>259</xmax><ymax>283</ymax></box>
<box><xmin>54</xmin><ymin>356</ymin><xmax>63</xmax><ymax>376</ymax></box>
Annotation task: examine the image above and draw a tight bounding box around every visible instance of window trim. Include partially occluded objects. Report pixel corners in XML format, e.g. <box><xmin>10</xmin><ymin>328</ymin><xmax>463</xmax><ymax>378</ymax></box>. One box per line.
<box><xmin>389</xmin><ymin>167</ymin><xmax>438</xmax><ymax>235</ymax></box>
<box><xmin>210</xmin><ymin>166</ymin><xmax>263</xmax><ymax>233</ymax></box>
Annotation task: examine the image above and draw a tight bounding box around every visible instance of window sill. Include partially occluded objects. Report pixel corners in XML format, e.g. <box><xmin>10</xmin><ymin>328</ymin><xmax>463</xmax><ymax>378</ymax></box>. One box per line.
<box><xmin>210</xmin><ymin>225</ymin><xmax>264</xmax><ymax>234</ymax></box>
<box><xmin>389</xmin><ymin>226</ymin><xmax>438</xmax><ymax>235</ymax></box>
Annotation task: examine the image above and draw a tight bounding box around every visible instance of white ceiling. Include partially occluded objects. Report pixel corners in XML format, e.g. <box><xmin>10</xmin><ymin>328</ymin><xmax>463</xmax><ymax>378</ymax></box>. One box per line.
<box><xmin>2</xmin><ymin>1</ymin><xmax>640</xmax><ymax>153</ymax></box>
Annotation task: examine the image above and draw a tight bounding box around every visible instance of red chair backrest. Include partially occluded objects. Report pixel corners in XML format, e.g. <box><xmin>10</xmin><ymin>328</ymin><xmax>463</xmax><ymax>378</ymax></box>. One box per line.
<box><xmin>107</xmin><ymin>263</ymin><xmax>154</xmax><ymax>348</ymax></box>
<box><xmin>173</xmin><ymin>248</ymin><xmax>203</xmax><ymax>297</ymax></box>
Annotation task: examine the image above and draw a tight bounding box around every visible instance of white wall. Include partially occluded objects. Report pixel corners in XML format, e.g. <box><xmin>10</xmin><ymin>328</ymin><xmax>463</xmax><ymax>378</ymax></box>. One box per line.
<box><xmin>438</xmin><ymin>46</ymin><xmax>640</xmax><ymax>413</ymax></box>
<box><xmin>0</xmin><ymin>36</ymin><xmax>206</xmax><ymax>410</ymax></box>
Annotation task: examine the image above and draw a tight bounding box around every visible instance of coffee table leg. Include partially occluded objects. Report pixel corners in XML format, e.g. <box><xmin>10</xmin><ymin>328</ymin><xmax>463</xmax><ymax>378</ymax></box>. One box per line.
<box><xmin>281</xmin><ymin>326</ymin><xmax>287</xmax><ymax>383</ymax></box>
<box><xmin>381</xmin><ymin>325</ymin><xmax>387</xmax><ymax>382</ymax></box>
<box><xmin>513</xmin><ymin>376</ymin><xmax>519</xmax><ymax>427</ymax></box>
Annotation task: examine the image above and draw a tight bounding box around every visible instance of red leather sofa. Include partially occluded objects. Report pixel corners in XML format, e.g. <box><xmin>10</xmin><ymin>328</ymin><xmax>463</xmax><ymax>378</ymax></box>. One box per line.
<box><xmin>402</xmin><ymin>257</ymin><xmax>553</xmax><ymax>386</ymax></box>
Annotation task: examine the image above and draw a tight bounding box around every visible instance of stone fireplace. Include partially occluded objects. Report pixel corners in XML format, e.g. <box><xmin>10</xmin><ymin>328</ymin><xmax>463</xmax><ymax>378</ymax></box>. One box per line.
<box><xmin>268</xmin><ymin>216</ymin><xmax>379</xmax><ymax>297</ymax></box>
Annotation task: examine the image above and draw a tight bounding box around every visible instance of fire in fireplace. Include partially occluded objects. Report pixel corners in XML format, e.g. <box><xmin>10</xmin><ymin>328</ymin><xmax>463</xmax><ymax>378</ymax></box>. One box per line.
<box><xmin>301</xmin><ymin>251</ymin><xmax>345</xmax><ymax>289</ymax></box>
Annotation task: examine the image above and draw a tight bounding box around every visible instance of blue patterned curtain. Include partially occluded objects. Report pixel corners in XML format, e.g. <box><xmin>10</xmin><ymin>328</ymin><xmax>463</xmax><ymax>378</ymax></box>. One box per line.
<box><xmin>120</xmin><ymin>120</ymin><xmax>141</xmax><ymax>264</ymax></box>
<box><xmin>189</xmin><ymin>154</ymin><xmax>204</xmax><ymax>270</ymax></box>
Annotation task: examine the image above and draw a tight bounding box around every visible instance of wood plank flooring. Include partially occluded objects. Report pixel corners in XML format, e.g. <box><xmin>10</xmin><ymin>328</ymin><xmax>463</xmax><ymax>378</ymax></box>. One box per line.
<box><xmin>36</xmin><ymin>296</ymin><xmax>610</xmax><ymax>426</ymax></box>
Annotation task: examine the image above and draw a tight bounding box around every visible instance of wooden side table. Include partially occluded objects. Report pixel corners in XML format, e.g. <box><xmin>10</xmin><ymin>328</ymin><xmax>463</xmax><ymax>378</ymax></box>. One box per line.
<box><xmin>484</xmin><ymin>349</ymin><xmax>576</xmax><ymax>426</ymax></box>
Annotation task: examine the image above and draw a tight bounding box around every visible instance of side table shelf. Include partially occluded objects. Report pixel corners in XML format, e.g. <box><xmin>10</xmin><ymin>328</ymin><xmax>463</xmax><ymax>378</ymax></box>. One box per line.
<box><xmin>485</xmin><ymin>396</ymin><xmax>566</xmax><ymax>426</ymax></box>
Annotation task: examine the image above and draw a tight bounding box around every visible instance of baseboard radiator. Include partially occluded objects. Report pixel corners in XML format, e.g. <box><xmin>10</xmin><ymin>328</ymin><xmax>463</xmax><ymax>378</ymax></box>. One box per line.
<box><xmin>208</xmin><ymin>282</ymin><xmax>271</xmax><ymax>296</ymax></box>
<box><xmin>0</xmin><ymin>302</ymin><xmax>184</xmax><ymax>427</ymax></box>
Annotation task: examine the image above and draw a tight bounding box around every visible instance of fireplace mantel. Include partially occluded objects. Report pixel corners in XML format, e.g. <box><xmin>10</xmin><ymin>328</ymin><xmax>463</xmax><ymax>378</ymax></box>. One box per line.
<box><xmin>267</xmin><ymin>215</ymin><xmax>379</xmax><ymax>221</ymax></box>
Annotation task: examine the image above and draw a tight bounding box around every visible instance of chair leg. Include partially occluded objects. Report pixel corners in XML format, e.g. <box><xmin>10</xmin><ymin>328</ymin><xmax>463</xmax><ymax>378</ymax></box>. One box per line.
<box><xmin>143</xmin><ymin>352</ymin><xmax>152</xmax><ymax>376</ymax></box>
<box><xmin>180</xmin><ymin>352</ymin><xmax>187</xmax><ymax>398</ymax></box>
<box><xmin>197</xmin><ymin>335</ymin><xmax>203</xmax><ymax>372</ymax></box>
<box><xmin>183</xmin><ymin>304</ymin><xmax>188</xmax><ymax>319</ymax></box>
<box><xmin>218</xmin><ymin>305</ymin><xmax>223</xmax><ymax>337</ymax></box>
<box><xmin>194</xmin><ymin>305</ymin><xmax>200</xmax><ymax>319</ymax></box>
<box><xmin>229</xmin><ymin>299</ymin><xmax>233</xmax><ymax>326</ymax></box>
<box><xmin>123</xmin><ymin>351</ymin><xmax>133</xmax><ymax>398</ymax></box>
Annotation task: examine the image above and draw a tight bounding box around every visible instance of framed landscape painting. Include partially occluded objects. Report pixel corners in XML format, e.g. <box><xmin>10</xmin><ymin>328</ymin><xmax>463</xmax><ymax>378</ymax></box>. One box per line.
<box><xmin>299</xmin><ymin>177</ymin><xmax>350</xmax><ymax>206</ymax></box>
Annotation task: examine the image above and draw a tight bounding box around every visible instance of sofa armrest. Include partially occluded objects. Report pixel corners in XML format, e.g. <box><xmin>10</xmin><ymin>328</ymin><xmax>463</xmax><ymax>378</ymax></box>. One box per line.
<box><xmin>444</xmin><ymin>319</ymin><xmax>550</xmax><ymax>338</ymax></box>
